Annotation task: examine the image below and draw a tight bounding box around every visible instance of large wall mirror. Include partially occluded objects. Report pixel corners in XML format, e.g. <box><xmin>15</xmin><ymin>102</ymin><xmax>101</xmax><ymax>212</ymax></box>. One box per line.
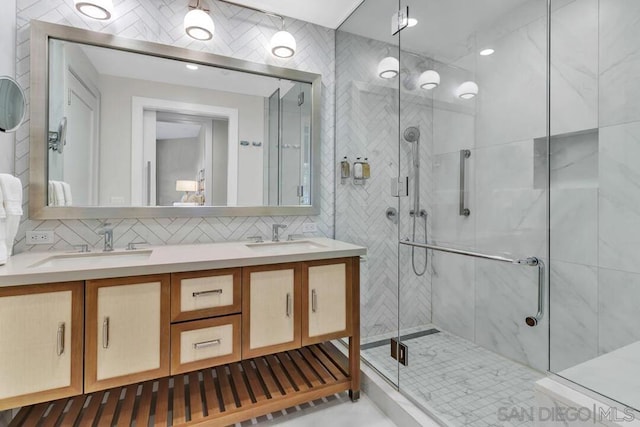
<box><xmin>29</xmin><ymin>21</ymin><xmax>321</xmax><ymax>219</ymax></box>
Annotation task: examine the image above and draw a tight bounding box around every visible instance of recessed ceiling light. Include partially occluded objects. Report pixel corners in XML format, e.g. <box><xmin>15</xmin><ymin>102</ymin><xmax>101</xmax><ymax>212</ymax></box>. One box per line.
<box><xmin>186</xmin><ymin>64</ymin><xmax>199</xmax><ymax>70</ymax></box>
<box><xmin>479</xmin><ymin>48</ymin><xmax>495</xmax><ymax>56</ymax></box>
<box><xmin>407</xmin><ymin>18</ymin><xmax>418</xmax><ymax>27</ymax></box>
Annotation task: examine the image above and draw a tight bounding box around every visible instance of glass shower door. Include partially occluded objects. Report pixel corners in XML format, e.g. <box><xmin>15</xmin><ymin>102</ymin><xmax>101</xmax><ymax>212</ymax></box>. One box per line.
<box><xmin>335</xmin><ymin>0</ymin><xmax>402</xmax><ymax>387</ymax></box>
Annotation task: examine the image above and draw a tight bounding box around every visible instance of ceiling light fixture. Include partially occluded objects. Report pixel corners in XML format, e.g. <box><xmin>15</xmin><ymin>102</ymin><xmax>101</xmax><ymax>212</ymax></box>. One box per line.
<box><xmin>186</xmin><ymin>64</ymin><xmax>199</xmax><ymax>70</ymax></box>
<box><xmin>418</xmin><ymin>70</ymin><xmax>440</xmax><ymax>90</ymax></box>
<box><xmin>407</xmin><ymin>18</ymin><xmax>418</xmax><ymax>27</ymax></box>
<box><xmin>184</xmin><ymin>0</ymin><xmax>215</xmax><ymax>41</ymax></box>
<box><xmin>73</xmin><ymin>0</ymin><xmax>114</xmax><ymax>20</ymax></box>
<box><xmin>217</xmin><ymin>0</ymin><xmax>296</xmax><ymax>58</ymax></box>
<box><xmin>377</xmin><ymin>56</ymin><xmax>399</xmax><ymax>79</ymax></box>
<box><xmin>456</xmin><ymin>81</ymin><xmax>479</xmax><ymax>99</ymax></box>
<box><xmin>479</xmin><ymin>48</ymin><xmax>495</xmax><ymax>56</ymax></box>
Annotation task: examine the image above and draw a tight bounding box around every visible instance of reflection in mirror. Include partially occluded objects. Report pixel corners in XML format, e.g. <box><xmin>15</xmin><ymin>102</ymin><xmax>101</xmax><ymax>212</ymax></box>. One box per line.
<box><xmin>0</xmin><ymin>76</ymin><xmax>26</xmax><ymax>133</ymax></box>
<box><xmin>46</xmin><ymin>39</ymin><xmax>313</xmax><ymax>208</ymax></box>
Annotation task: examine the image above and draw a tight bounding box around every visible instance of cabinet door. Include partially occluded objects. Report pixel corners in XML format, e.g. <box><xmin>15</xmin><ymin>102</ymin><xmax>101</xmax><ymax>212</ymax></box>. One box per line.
<box><xmin>242</xmin><ymin>263</ymin><xmax>301</xmax><ymax>358</ymax></box>
<box><xmin>0</xmin><ymin>282</ymin><xmax>83</xmax><ymax>410</ymax></box>
<box><xmin>85</xmin><ymin>275</ymin><xmax>170</xmax><ymax>392</ymax></box>
<box><xmin>302</xmin><ymin>258</ymin><xmax>353</xmax><ymax>346</ymax></box>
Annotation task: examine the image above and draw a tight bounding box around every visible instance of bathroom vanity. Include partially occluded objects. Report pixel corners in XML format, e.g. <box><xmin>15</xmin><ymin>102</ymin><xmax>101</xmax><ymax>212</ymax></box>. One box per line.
<box><xmin>0</xmin><ymin>238</ymin><xmax>364</xmax><ymax>426</ymax></box>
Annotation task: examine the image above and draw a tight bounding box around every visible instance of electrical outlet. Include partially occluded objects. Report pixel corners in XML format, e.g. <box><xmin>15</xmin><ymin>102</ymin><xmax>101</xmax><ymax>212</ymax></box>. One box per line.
<box><xmin>302</xmin><ymin>222</ymin><xmax>317</xmax><ymax>233</ymax></box>
<box><xmin>26</xmin><ymin>230</ymin><xmax>55</xmax><ymax>244</ymax></box>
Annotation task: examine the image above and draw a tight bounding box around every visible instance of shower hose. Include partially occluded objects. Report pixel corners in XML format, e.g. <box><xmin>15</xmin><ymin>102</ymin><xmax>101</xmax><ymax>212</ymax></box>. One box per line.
<box><xmin>411</xmin><ymin>211</ymin><xmax>428</xmax><ymax>276</ymax></box>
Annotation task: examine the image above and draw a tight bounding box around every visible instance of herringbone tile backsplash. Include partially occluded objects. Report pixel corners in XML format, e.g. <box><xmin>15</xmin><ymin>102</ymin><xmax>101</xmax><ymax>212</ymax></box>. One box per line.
<box><xmin>14</xmin><ymin>0</ymin><xmax>335</xmax><ymax>253</ymax></box>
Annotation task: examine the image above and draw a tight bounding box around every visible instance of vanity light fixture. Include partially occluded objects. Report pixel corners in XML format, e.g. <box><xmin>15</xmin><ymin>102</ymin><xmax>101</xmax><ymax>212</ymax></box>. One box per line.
<box><xmin>184</xmin><ymin>0</ymin><xmax>215</xmax><ymax>41</ymax></box>
<box><xmin>377</xmin><ymin>56</ymin><xmax>400</xmax><ymax>79</ymax></box>
<box><xmin>418</xmin><ymin>70</ymin><xmax>440</xmax><ymax>90</ymax></box>
<box><xmin>456</xmin><ymin>81</ymin><xmax>479</xmax><ymax>99</ymax></box>
<box><xmin>479</xmin><ymin>48</ymin><xmax>495</xmax><ymax>56</ymax></box>
<box><xmin>216</xmin><ymin>0</ymin><xmax>297</xmax><ymax>58</ymax></box>
<box><xmin>73</xmin><ymin>0</ymin><xmax>114</xmax><ymax>20</ymax></box>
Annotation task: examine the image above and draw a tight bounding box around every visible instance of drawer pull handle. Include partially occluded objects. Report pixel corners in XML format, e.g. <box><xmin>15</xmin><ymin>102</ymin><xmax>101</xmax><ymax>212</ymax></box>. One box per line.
<box><xmin>286</xmin><ymin>293</ymin><xmax>292</xmax><ymax>318</ymax></box>
<box><xmin>312</xmin><ymin>289</ymin><xmax>318</xmax><ymax>313</ymax></box>
<box><xmin>192</xmin><ymin>289</ymin><xmax>223</xmax><ymax>297</ymax></box>
<box><xmin>57</xmin><ymin>322</ymin><xmax>65</xmax><ymax>356</ymax></box>
<box><xmin>193</xmin><ymin>339</ymin><xmax>221</xmax><ymax>349</ymax></box>
<box><xmin>103</xmin><ymin>317</ymin><xmax>110</xmax><ymax>349</ymax></box>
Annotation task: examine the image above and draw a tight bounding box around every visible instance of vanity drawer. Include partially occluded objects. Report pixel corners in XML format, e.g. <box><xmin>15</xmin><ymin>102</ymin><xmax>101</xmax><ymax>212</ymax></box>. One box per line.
<box><xmin>171</xmin><ymin>268</ymin><xmax>241</xmax><ymax>322</ymax></box>
<box><xmin>170</xmin><ymin>315</ymin><xmax>241</xmax><ymax>375</ymax></box>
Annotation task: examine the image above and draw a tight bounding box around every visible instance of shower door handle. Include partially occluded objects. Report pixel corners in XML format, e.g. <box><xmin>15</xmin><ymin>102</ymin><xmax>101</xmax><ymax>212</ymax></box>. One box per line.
<box><xmin>459</xmin><ymin>149</ymin><xmax>471</xmax><ymax>216</ymax></box>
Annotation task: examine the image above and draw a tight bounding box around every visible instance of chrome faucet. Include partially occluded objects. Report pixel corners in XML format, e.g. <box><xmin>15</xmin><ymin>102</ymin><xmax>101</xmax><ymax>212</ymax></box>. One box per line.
<box><xmin>272</xmin><ymin>224</ymin><xmax>287</xmax><ymax>242</ymax></box>
<box><xmin>98</xmin><ymin>223</ymin><xmax>114</xmax><ymax>252</ymax></box>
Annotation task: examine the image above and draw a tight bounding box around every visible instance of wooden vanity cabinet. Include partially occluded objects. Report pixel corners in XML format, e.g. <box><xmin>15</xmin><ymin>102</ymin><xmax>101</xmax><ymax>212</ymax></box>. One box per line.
<box><xmin>84</xmin><ymin>274</ymin><xmax>170</xmax><ymax>392</ymax></box>
<box><xmin>242</xmin><ymin>263</ymin><xmax>302</xmax><ymax>359</ymax></box>
<box><xmin>0</xmin><ymin>282</ymin><xmax>83</xmax><ymax>410</ymax></box>
<box><xmin>301</xmin><ymin>258</ymin><xmax>353</xmax><ymax>346</ymax></box>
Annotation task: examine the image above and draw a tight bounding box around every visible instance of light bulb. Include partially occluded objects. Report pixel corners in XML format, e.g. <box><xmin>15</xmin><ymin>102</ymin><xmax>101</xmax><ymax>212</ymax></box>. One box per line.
<box><xmin>184</xmin><ymin>9</ymin><xmax>215</xmax><ymax>41</ymax></box>
<box><xmin>480</xmin><ymin>48</ymin><xmax>495</xmax><ymax>56</ymax></box>
<box><xmin>456</xmin><ymin>81</ymin><xmax>479</xmax><ymax>99</ymax></box>
<box><xmin>270</xmin><ymin>30</ymin><xmax>296</xmax><ymax>58</ymax></box>
<box><xmin>418</xmin><ymin>70</ymin><xmax>440</xmax><ymax>90</ymax></box>
<box><xmin>74</xmin><ymin>0</ymin><xmax>114</xmax><ymax>20</ymax></box>
<box><xmin>377</xmin><ymin>57</ymin><xmax>399</xmax><ymax>79</ymax></box>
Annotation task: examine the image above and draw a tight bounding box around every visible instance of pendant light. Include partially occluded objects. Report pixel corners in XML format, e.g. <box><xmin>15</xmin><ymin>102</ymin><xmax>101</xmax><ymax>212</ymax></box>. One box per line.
<box><xmin>184</xmin><ymin>0</ymin><xmax>215</xmax><ymax>41</ymax></box>
<box><xmin>456</xmin><ymin>81</ymin><xmax>479</xmax><ymax>99</ymax></box>
<box><xmin>73</xmin><ymin>0</ymin><xmax>114</xmax><ymax>20</ymax></box>
<box><xmin>418</xmin><ymin>70</ymin><xmax>440</xmax><ymax>90</ymax></box>
<box><xmin>270</xmin><ymin>23</ymin><xmax>296</xmax><ymax>58</ymax></box>
<box><xmin>377</xmin><ymin>56</ymin><xmax>399</xmax><ymax>79</ymax></box>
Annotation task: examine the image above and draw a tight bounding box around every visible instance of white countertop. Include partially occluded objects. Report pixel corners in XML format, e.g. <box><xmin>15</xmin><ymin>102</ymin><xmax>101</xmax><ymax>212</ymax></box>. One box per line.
<box><xmin>0</xmin><ymin>238</ymin><xmax>366</xmax><ymax>287</ymax></box>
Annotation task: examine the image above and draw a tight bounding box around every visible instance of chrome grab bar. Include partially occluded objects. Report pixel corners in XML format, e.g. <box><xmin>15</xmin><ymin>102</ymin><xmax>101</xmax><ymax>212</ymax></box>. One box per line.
<box><xmin>459</xmin><ymin>149</ymin><xmax>471</xmax><ymax>216</ymax></box>
<box><xmin>399</xmin><ymin>240</ymin><xmax>544</xmax><ymax>327</ymax></box>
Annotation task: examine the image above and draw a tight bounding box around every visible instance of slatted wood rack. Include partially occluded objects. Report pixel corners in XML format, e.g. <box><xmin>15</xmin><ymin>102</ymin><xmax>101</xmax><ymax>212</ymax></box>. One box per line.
<box><xmin>9</xmin><ymin>343</ymin><xmax>350</xmax><ymax>427</ymax></box>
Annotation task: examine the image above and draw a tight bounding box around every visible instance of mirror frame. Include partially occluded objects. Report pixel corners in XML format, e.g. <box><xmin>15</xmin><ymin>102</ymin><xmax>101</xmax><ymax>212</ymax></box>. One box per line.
<box><xmin>29</xmin><ymin>20</ymin><xmax>322</xmax><ymax>219</ymax></box>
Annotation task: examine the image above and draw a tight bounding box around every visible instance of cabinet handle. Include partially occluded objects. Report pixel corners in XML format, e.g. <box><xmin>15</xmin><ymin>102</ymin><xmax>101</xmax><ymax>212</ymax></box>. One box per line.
<box><xmin>57</xmin><ymin>322</ymin><xmax>65</xmax><ymax>356</ymax></box>
<box><xmin>192</xmin><ymin>289</ymin><xmax>223</xmax><ymax>298</ymax></box>
<box><xmin>286</xmin><ymin>293</ymin><xmax>292</xmax><ymax>318</ymax></box>
<box><xmin>312</xmin><ymin>289</ymin><xmax>318</xmax><ymax>313</ymax></box>
<box><xmin>103</xmin><ymin>317</ymin><xmax>110</xmax><ymax>349</ymax></box>
<box><xmin>193</xmin><ymin>339</ymin><xmax>221</xmax><ymax>349</ymax></box>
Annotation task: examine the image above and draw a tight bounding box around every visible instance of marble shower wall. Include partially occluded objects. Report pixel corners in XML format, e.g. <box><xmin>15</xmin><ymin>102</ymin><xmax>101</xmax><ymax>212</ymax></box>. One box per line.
<box><xmin>335</xmin><ymin>32</ymin><xmax>434</xmax><ymax>339</ymax></box>
<box><xmin>13</xmin><ymin>0</ymin><xmax>335</xmax><ymax>253</ymax></box>
<box><xmin>549</xmin><ymin>0</ymin><xmax>640</xmax><ymax>374</ymax></box>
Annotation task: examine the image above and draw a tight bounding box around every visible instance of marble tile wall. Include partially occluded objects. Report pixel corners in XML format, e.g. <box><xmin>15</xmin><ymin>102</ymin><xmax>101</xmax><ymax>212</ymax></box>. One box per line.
<box><xmin>335</xmin><ymin>32</ymin><xmax>434</xmax><ymax>339</ymax></box>
<box><xmin>12</xmin><ymin>0</ymin><xmax>336</xmax><ymax>253</ymax></box>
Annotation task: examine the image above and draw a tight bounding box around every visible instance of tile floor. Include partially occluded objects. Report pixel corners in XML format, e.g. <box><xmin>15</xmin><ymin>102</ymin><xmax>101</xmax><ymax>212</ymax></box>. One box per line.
<box><xmin>237</xmin><ymin>393</ymin><xmax>397</xmax><ymax>426</ymax></box>
<box><xmin>363</xmin><ymin>328</ymin><xmax>545</xmax><ymax>427</ymax></box>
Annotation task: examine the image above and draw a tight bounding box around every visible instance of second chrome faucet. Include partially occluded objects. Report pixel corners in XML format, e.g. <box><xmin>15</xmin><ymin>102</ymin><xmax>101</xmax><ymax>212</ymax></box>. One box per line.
<box><xmin>271</xmin><ymin>224</ymin><xmax>287</xmax><ymax>242</ymax></box>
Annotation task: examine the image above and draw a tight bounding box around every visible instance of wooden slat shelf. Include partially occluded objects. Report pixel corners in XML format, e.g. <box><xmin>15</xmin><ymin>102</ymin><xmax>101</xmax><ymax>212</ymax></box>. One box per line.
<box><xmin>9</xmin><ymin>343</ymin><xmax>350</xmax><ymax>427</ymax></box>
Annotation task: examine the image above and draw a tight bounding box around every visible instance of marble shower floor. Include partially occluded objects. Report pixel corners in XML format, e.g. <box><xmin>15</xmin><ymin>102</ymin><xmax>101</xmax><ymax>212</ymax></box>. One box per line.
<box><xmin>362</xmin><ymin>328</ymin><xmax>545</xmax><ymax>427</ymax></box>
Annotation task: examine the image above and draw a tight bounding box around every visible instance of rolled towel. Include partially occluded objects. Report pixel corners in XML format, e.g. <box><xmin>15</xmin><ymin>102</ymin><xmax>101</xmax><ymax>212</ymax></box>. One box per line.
<box><xmin>52</xmin><ymin>181</ymin><xmax>65</xmax><ymax>206</ymax></box>
<box><xmin>0</xmin><ymin>174</ymin><xmax>23</xmax><ymax>257</ymax></box>
<box><xmin>61</xmin><ymin>181</ymin><xmax>73</xmax><ymax>206</ymax></box>
<box><xmin>48</xmin><ymin>180</ymin><xmax>55</xmax><ymax>206</ymax></box>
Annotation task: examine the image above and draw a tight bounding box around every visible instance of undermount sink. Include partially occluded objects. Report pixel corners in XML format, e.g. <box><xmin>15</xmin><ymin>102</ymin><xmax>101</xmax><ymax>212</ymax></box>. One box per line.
<box><xmin>29</xmin><ymin>250</ymin><xmax>153</xmax><ymax>269</ymax></box>
<box><xmin>245</xmin><ymin>240</ymin><xmax>327</xmax><ymax>253</ymax></box>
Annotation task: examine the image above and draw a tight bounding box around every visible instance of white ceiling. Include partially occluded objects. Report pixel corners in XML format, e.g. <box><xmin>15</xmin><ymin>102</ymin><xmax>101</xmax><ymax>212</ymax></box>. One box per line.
<box><xmin>224</xmin><ymin>0</ymin><xmax>364</xmax><ymax>29</ymax></box>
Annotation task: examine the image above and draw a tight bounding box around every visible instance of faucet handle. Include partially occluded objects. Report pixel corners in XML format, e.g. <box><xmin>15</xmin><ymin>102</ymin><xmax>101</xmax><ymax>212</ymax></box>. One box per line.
<box><xmin>126</xmin><ymin>240</ymin><xmax>149</xmax><ymax>250</ymax></box>
<box><xmin>287</xmin><ymin>234</ymin><xmax>305</xmax><ymax>241</ymax></box>
<box><xmin>72</xmin><ymin>244</ymin><xmax>90</xmax><ymax>253</ymax></box>
<box><xmin>247</xmin><ymin>235</ymin><xmax>264</xmax><ymax>243</ymax></box>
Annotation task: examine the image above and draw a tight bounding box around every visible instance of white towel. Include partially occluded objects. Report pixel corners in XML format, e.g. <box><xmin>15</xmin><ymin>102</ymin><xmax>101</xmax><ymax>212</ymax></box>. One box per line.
<box><xmin>48</xmin><ymin>181</ymin><xmax>55</xmax><ymax>206</ymax></box>
<box><xmin>0</xmin><ymin>174</ymin><xmax>23</xmax><ymax>257</ymax></box>
<box><xmin>61</xmin><ymin>182</ymin><xmax>73</xmax><ymax>206</ymax></box>
<box><xmin>0</xmin><ymin>183</ymin><xmax>7</xmax><ymax>265</ymax></box>
<box><xmin>52</xmin><ymin>181</ymin><xmax>66</xmax><ymax>206</ymax></box>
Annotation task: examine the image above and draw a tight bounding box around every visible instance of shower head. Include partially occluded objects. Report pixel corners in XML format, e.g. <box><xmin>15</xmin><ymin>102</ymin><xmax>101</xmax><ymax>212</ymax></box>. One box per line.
<box><xmin>403</xmin><ymin>126</ymin><xmax>420</xmax><ymax>143</ymax></box>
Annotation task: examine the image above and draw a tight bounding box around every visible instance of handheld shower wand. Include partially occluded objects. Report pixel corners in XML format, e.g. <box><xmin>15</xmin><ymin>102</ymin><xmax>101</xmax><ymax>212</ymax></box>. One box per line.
<box><xmin>403</xmin><ymin>126</ymin><xmax>428</xmax><ymax>276</ymax></box>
